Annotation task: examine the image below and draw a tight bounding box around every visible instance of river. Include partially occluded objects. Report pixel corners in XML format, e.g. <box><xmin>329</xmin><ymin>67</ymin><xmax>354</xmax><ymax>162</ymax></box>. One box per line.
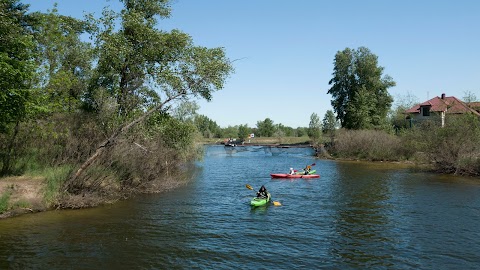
<box><xmin>1</xmin><ymin>145</ymin><xmax>479</xmax><ymax>269</ymax></box>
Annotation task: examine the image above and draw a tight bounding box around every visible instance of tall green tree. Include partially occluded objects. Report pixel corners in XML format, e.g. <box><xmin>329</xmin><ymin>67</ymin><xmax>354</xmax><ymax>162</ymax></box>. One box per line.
<box><xmin>307</xmin><ymin>113</ymin><xmax>322</xmax><ymax>143</ymax></box>
<box><xmin>31</xmin><ymin>6</ymin><xmax>93</xmax><ymax>113</ymax></box>
<box><xmin>322</xmin><ymin>110</ymin><xmax>337</xmax><ymax>144</ymax></box>
<box><xmin>0</xmin><ymin>0</ymin><xmax>36</xmax><ymax>174</ymax></box>
<box><xmin>66</xmin><ymin>0</ymin><xmax>234</xmax><ymax>189</ymax></box>
<box><xmin>327</xmin><ymin>47</ymin><xmax>395</xmax><ymax>129</ymax></box>
<box><xmin>256</xmin><ymin>118</ymin><xmax>275</xmax><ymax>137</ymax></box>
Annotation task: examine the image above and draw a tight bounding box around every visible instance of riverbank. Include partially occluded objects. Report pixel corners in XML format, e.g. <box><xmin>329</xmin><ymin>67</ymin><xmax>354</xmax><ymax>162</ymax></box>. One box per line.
<box><xmin>0</xmin><ymin>175</ymin><xmax>47</xmax><ymax>219</ymax></box>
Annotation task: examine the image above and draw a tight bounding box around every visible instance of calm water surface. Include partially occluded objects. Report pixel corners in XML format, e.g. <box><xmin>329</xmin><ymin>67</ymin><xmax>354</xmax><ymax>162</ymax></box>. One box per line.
<box><xmin>1</xmin><ymin>145</ymin><xmax>480</xmax><ymax>269</ymax></box>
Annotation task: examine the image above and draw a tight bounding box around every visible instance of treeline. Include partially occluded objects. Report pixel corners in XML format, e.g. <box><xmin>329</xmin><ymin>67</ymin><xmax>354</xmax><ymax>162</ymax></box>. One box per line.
<box><xmin>0</xmin><ymin>0</ymin><xmax>233</xmax><ymax>207</ymax></box>
<box><xmin>193</xmin><ymin>116</ymin><xmax>311</xmax><ymax>139</ymax></box>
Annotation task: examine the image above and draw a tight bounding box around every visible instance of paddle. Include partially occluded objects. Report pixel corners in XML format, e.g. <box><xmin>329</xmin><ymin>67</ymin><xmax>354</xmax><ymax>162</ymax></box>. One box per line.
<box><xmin>245</xmin><ymin>184</ymin><xmax>281</xmax><ymax>206</ymax></box>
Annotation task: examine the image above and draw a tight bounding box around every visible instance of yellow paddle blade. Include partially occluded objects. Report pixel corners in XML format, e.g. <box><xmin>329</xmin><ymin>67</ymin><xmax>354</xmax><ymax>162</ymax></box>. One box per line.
<box><xmin>245</xmin><ymin>184</ymin><xmax>253</xmax><ymax>190</ymax></box>
<box><xmin>273</xmin><ymin>201</ymin><xmax>281</xmax><ymax>206</ymax></box>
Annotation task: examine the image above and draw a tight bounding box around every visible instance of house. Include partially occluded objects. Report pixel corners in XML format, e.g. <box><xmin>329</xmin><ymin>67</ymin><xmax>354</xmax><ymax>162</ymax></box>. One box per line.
<box><xmin>405</xmin><ymin>93</ymin><xmax>480</xmax><ymax>127</ymax></box>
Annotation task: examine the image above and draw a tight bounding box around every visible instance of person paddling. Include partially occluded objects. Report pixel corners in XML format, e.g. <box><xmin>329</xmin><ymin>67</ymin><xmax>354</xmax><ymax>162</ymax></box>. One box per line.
<box><xmin>256</xmin><ymin>185</ymin><xmax>268</xmax><ymax>198</ymax></box>
<box><xmin>303</xmin><ymin>165</ymin><xmax>311</xmax><ymax>175</ymax></box>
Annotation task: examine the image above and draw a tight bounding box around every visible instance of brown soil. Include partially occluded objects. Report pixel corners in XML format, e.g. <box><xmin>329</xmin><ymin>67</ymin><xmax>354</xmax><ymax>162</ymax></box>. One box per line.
<box><xmin>0</xmin><ymin>176</ymin><xmax>47</xmax><ymax>219</ymax></box>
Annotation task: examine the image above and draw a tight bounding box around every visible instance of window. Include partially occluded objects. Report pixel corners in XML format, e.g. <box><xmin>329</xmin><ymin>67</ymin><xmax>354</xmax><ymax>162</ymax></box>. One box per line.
<box><xmin>422</xmin><ymin>106</ymin><xmax>430</xmax><ymax>116</ymax></box>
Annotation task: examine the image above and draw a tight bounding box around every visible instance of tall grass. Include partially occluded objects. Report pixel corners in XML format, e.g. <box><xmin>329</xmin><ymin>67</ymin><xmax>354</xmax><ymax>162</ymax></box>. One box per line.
<box><xmin>0</xmin><ymin>189</ymin><xmax>12</xmax><ymax>214</ymax></box>
<box><xmin>27</xmin><ymin>165</ymin><xmax>73</xmax><ymax>206</ymax></box>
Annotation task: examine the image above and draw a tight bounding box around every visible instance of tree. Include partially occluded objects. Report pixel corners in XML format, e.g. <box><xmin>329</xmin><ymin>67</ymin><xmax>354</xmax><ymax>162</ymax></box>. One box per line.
<box><xmin>65</xmin><ymin>0</ymin><xmax>234</xmax><ymax>191</ymax></box>
<box><xmin>463</xmin><ymin>90</ymin><xmax>478</xmax><ymax>104</ymax></box>
<box><xmin>327</xmin><ymin>47</ymin><xmax>395</xmax><ymax>129</ymax></box>
<box><xmin>172</xmin><ymin>101</ymin><xmax>199</xmax><ymax>122</ymax></box>
<box><xmin>296</xmin><ymin>127</ymin><xmax>306</xmax><ymax>137</ymax></box>
<box><xmin>0</xmin><ymin>0</ymin><xmax>36</xmax><ymax>174</ymax></box>
<box><xmin>389</xmin><ymin>91</ymin><xmax>418</xmax><ymax>130</ymax></box>
<box><xmin>256</xmin><ymin>118</ymin><xmax>275</xmax><ymax>137</ymax></box>
<box><xmin>31</xmin><ymin>6</ymin><xmax>93</xmax><ymax>113</ymax></box>
<box><xmin>237</xmin><ymin>124</ymin><xmax>250</xmax><ymax>140</ymax></box>
<box><xmin>221</xmin><ymin>126</ymin><xmax>238</xmax><ymax>139</ymax></box>
<box><xmin>194</xmin><ymin>114</ymin><xmax>220</xmax><ymax>138</ymax></box>
<box><xmin>322</xmin><ymin>110</ymin><xmax>337</xmax><ymax>144</ymax></box>
<box><xmin>307</xmin><ymin>113</ymin><xmax>322</xmax><ymax>143</ymax></box>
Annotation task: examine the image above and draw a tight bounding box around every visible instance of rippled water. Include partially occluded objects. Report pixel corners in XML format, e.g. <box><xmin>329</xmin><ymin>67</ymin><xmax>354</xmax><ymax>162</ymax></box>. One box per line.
<box><xmin>1</xmin><ymin>145</ymin><xmax>480</xmax><ymax>269</ymax></box>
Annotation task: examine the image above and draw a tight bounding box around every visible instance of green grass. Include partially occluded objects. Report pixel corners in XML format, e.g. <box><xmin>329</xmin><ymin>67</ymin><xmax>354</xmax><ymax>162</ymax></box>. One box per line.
<box><xmin>26</xmin><ymin>165</ymin><xmax>73</xmax><ymax>206</ymax></box>
<box><xmin>12</xmin><ymin>200</ymin><xmax>31</xmax><ymax>209</ymax></box>
<box><xmin>0</xmin><ymin>190</ymin><xmax>12</xmax><ymax>214</ymax></box>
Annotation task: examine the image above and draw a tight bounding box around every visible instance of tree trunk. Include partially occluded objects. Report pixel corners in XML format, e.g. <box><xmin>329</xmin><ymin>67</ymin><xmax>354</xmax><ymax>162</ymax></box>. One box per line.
<box><xmin>64</xmin><ymin>93</ymin><xmax>181</xmax><ymax>192</ymax></box>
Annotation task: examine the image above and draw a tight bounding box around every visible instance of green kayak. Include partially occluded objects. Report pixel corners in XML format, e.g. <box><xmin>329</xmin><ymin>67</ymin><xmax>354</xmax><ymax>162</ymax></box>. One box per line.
<box><xmin>250</xmin><ymin>192</ymin><xmax>271</xmax><ymax>207</ymax></box>
<box><xmin>295</xmin><ymin>169</ymin><xmax>316</xmax><ymax>175</ymax></box>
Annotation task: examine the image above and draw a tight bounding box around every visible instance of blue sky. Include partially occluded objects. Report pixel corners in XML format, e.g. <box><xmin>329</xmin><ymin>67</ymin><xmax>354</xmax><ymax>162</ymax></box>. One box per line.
<box><xmin>22</xmin><ymin>0</ymin><xmax>480</xmax><ymax>128</ymax></box>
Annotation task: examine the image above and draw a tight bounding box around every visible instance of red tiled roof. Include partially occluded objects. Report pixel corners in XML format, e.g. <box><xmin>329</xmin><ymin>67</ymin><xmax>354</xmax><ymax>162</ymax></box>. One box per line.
<box><xmin>405</xmin><ymin>95</ymin><xmax>480</xmax><ymax>116</ymax></box>
<box><xmin>468</xmin><ymin>102</ymin><xmax>480</xmax><ymax>109</ymax></box>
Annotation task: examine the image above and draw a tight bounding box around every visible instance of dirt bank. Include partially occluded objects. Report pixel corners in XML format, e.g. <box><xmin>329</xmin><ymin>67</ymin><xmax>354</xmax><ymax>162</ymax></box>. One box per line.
<box><xmin>0</xmin><ymin>176</ymin><xmax>47</xmax><ymax>219</ymax></box>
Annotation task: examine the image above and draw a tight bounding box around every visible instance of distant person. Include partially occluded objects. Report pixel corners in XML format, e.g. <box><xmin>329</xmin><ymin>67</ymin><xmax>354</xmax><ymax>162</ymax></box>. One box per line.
<box><xmin>256</xmin><ymin>185</ymin><xmax>268</xmax><ymax>198</ymax></box>
<box><xmin>289</xmin><ymin>168</ymin><xmax>295</xmax><ymax>175</ymax></box>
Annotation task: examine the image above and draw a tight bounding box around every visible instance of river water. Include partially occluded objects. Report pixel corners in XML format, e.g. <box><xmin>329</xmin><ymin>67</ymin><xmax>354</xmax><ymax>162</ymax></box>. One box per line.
<box><xmin>1</xmin><ymin>145</ymin><xmax>480</xmax><ymax>269</ymax></box>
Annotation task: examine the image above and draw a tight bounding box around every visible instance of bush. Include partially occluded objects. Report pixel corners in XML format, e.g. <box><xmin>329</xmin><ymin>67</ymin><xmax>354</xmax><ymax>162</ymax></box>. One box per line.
<box><xmin>415</xmin><ymin>114</ymin><xmax>480</xmax><ymax>175</ymax></box>
<box><xmin>332</xmin><ymin>129</ymin><xmax>409</xmax><ymax>161</ymax></box>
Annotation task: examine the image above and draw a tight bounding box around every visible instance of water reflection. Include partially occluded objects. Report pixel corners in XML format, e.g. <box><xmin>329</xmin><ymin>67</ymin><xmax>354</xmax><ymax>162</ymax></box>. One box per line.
<box><xmin>205</xmin><ymin>145</ymin><xmax>315</xmax><ymax>157</ymax></box>
<box><xmin>1</xmin><ymin>148</ymin><xmax>480</xmax><ymax>269</ymax></box>
<box><xmin>329</xmin><ymin>162</ymin><xmax>395</xmax><ymax>268</ymax></box>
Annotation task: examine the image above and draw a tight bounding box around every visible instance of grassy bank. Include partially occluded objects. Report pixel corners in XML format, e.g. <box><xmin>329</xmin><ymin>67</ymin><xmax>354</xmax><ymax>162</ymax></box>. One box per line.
<box><xmin>327</xmin><ymin>115</ymin><xmax>480</xmax><ymax>177</ymax></box>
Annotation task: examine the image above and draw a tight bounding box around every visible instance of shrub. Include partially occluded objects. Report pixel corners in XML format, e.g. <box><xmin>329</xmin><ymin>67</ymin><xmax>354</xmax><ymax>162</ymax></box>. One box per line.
<box><xmin>332</xmin><ymin>129</ymin><xmax>408</xmax><ymax>161</ymax></box>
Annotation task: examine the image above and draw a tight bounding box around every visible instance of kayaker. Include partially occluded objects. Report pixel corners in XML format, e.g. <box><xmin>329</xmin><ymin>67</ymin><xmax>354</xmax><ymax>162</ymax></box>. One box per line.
<box><xmin>304</xmin><ymin>165</ymin><xmax>311</xmax><ymax>175</ymax></box>
<box><xmin>289</xmin><ymin>168</ymin><xmax>295</xmax><ymax>175</ymax></box>
<box><xmin>256</xmin><ymin>185</ymin><xmax>268</xmax><ymax>198</ymax></box>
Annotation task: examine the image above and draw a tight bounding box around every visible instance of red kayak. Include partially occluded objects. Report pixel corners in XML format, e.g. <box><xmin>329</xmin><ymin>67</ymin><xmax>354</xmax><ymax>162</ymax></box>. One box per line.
<box><xmin>270</xmin><ymin>173</ymin><xmax>320</xmax><ymax>179</ymax></box>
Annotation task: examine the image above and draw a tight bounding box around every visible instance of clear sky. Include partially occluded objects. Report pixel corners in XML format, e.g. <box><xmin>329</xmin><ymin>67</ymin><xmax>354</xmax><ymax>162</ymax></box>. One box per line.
<box><xmin>22</xmin><ymin>0</ymin><xmax>480</xmax><ymax>128</ymax></box>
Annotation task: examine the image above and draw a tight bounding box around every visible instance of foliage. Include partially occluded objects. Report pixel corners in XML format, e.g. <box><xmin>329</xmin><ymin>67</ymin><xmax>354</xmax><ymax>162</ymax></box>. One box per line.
<box><xmin>256</xmin><ymin>118</ymin><xmax>275</xmax><ymax>137</ymax></box>
<box><xmin>85</xmin><ymin>2</ymin><xmax>233</xmax><ymax>119</ymax></box>
<box><xmin>1</xmin><ymin>0</ymin><xmax>234</xmax><ymax>205</ymax></box>
<box><xmin>172</xmin><ymin>101</ymin><xmax>199</xmax><ymax>122</ymax></box>
<box><xmin>389</xmin><ymin>92</ymin><xmax>419</xmax><ymax>131</ymax></box>
<box><xmin>193</xmin><ymin>114</ymin><xmax>221</xmax><ymax>138</ymax></box>
<box><xmin>39</xmin><ymin>165</ymin><xmax>74</xmax><ymax>206</ymax></box>
<box><xmin>237</xmin><ymin>124</ymin><xmax>250</xmax><ymax>140</ymax></box>
<box><xmin>307</xmin><ymin>113</ymin><xmax>322</xmax><ymax>144</ymax></box>
<box><xmin>31</xmin><ymin>6</ymin><xmax>93</xmax><ymax>114</ymax></box>
<box><xmin>327</xmin><ymin>47</ymin><xmax>395</xmax><ymax>130</ymax></box>
<box><xmin>296</xmin><ymin>127</ymin><xmax>306</xmax><ymax>137</ymax></box>
<box><xmin>332</xmin><ymin>129</ymin><xmax>409</xmax><ymax>161</ymax></box>
<box><xmin>61</xmin><ymin>0</ymin><xmax>233</xmax><ymax>194</ymax></box>
<box><xmin>463</xmin><ymin>90</ymin><xmax>478</xmax><ymax>104</ymax></box>
<box><xmin>0</xmin><ymin>188</ymin><xmax>13</xmax><ymax>214</ymax></box>
<box><xmin>0</xmin><ymin>0</ymin><xmax>37</xmax><ymax>174</ymax></box>
<box><xmin>405</xmin><ymin>114</ymin><xmax>480</xmax><ymax>175</ymax></box>
<box><xmin>322</xmin><ymin>110</ymin><xmax>337</xmax><ymax>143</ymax></box>
<box><xmin>220</xmin><ymin>125</ymin><xmax>238</xmax><ymax>139</ymax></box>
